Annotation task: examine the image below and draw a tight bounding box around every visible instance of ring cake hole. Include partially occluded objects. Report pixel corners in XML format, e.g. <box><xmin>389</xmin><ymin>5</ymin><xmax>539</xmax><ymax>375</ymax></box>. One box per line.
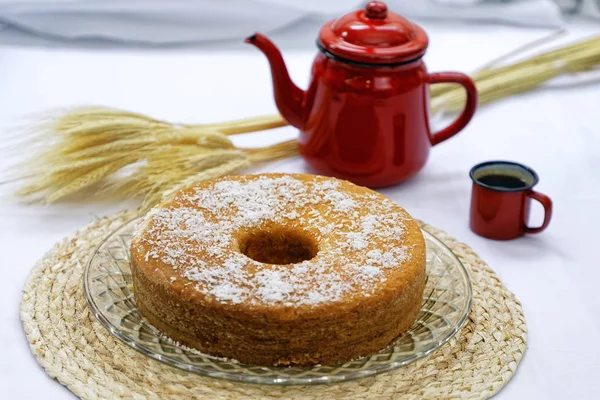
<box><xmin>239</xmin><ymin>227</ymin><xmax>318</xmax><ymax>265</ymax></box>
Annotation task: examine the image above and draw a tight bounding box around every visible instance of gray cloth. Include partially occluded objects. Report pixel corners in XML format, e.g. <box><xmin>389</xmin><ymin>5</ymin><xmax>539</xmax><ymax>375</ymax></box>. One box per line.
<box><xmin>0</xmin><ymin>0</ymin><xmax>593</xmax><ymax>46</ymax></box>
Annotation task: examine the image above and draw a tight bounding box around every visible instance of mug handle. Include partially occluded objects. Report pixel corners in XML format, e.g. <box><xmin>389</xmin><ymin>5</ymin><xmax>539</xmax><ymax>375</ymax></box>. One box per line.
<box><xmin>525</xmin><ymin>191</ymin><xmax>553</xmax><ymax>234</ymax></box>
<box><xmin>428</xmin><ymin>72</ymin><xmax>478</xmax><ymax>146</ymax></box>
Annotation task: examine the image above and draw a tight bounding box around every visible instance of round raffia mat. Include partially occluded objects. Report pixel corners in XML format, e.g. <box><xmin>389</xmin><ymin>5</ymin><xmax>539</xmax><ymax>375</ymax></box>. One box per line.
<box><xmin>20</xmin><ymin>209</ymin><xmax>527</xmax><ymax>400</ymax></box>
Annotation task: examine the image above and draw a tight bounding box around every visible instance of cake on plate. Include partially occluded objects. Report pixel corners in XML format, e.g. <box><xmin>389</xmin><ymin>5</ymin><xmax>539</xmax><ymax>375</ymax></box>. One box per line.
<box><xmin>130</xmin><ymin>173</ymin><xmax>426</xmax><ymax>366</ymax></box>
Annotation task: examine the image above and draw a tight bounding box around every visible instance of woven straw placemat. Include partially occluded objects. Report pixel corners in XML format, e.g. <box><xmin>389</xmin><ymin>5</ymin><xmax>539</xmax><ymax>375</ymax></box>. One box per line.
<box><xmin>20</xmin><ymin>210</ymin><xmax>527</xmax><ymax>400</ymax></box>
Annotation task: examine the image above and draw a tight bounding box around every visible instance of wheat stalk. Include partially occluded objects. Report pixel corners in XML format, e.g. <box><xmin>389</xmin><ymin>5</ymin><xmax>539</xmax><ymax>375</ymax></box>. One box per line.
<box><xmin>430</xmin><ymin>35</ymin><xmax>600</xmax><ymax>115</ymax></box>
<box><xmin>9</xmin><ymin>106</ymin><xmax>291</xmax><ymax>209</ymax></box>
<box><xmin>9</xmin><ymin>35</ymin><xmax>600</xmax><ymax>209</ymax></box>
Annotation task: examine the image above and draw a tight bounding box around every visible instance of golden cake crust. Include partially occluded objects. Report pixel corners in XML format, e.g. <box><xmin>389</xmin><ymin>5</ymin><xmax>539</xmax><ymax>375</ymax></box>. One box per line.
<box><xmin>130</xmin><ymin>173</ymin><xmax>426</xmax><ymax>366</ymax></box>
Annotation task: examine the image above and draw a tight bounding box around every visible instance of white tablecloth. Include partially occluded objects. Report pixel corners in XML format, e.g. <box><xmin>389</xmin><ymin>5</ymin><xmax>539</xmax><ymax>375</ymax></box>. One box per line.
<box><xmin>1</xmin><ymin>19</ymin><xmax>599</xmax><ymax>400</ymax></box>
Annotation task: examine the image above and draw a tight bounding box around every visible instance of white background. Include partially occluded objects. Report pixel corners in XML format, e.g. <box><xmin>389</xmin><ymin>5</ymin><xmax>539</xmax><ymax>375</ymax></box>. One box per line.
<box><xmin>1</xmin><ymin>16</ymin><xmax>600</xmax><ymax>400</ymax></box>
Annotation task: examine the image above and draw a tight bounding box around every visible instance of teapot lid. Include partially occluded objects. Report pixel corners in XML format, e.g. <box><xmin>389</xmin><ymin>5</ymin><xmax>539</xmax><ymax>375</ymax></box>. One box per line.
<box><xmin>318</xmin><ymin>1</ymin><xmax>428</xmax><ymax>65</ymax></box>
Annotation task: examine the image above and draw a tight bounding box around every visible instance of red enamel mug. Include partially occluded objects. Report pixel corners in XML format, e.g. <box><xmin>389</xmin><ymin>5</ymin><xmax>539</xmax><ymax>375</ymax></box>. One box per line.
<box><xmin>469</xmin><ymin>161</ymin><xmax>553</xmax><ymax>240</ymax></box>
<box><xmin>247</xmin><ymin>1</ymin><xmax>477</xmax><ymax>187</ymax></box>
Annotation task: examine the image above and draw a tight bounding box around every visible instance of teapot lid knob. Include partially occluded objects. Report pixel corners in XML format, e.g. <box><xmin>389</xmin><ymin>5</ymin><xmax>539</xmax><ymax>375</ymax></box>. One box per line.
<box><xmin>365</xmin><ymin>1</ymin><xmax>388</xmax><ymax>19</ymax></box>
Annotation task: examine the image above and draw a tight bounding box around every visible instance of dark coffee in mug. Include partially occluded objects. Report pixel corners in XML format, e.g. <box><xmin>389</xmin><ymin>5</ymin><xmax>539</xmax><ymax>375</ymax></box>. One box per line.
<box><xmin>476</xmin><ymin>174</ymin><xmax>528</xmax><ymax>190</ymax></box>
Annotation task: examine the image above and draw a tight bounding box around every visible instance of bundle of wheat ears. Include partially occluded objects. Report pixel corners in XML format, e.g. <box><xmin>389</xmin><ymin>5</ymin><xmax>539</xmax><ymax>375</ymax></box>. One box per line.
<box><xmin>10</xmin><ymin>33</ymin><xmax>600</xmax><ymax>210</ymax></box>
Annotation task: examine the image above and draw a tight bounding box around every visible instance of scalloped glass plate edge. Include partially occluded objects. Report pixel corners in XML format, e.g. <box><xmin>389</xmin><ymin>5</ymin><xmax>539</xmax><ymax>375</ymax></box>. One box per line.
<box><xmin>83</xmin><ymin>217</ymin><xmax>472</xmax><ymax>385</ymax></box>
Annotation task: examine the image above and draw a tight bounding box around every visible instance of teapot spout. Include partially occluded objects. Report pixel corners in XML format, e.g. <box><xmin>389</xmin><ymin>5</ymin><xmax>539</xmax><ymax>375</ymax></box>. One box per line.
<box><xmin>245</xmin><ymin>33</ymin><xmax>305</xmax><ymax>129</ymax></box>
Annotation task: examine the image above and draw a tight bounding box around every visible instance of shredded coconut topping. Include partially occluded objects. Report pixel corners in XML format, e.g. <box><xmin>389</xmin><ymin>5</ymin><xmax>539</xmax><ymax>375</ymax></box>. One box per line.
<box><xmin>132</xmin><ymin>174</ymin><xmax>414</xmax><ymax>307</ymax></box>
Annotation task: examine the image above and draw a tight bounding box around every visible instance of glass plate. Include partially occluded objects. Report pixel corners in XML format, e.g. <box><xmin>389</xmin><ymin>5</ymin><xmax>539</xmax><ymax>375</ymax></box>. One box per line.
<box><xmin>84</xmin><ymin>218</ymin><xmax>472</xmax><ymax>385</ymax></box>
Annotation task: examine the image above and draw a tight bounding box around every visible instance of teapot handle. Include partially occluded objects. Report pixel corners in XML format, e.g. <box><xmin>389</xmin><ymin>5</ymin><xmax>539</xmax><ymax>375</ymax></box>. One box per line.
<box><xmin>428</xmin><ymin>72</ymin><xmax>478</xmax><ymax>146</ymax></box>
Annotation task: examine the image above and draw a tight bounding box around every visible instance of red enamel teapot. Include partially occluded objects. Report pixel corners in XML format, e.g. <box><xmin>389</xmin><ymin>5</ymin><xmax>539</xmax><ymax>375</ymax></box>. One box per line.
<box><xmin>246</xmin><ymin>1</ymin><xmax>478</xmax><ymax>187</ymax></box>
